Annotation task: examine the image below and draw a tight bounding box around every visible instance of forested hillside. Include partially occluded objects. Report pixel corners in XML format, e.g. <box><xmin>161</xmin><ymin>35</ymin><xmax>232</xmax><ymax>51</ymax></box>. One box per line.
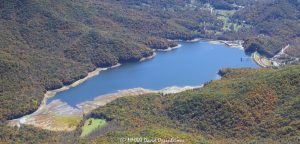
<box><xmin>84</xmin><ymin>64</ymin><xmax>300</xmax><ymax>143</ymax></box>
<box><xmin>2</xmin><ymin>0</ymin><xmax>300</xmax><ymax>122</ymax></box>
<box><xmin>1</xmin><ymin>0</ymin><xmax>300</xmax><ymax>143</ymax></box>
<box><xmin>0</xmin><ymin>0</ymin><xmax>224</xmax><ymax>121</ymax></box>
<box><xmin>1</xmin><ymin>63</ymin><xmax>299</xmax><ymax>143</ymax></box>
<box><xmin>233</xmin><ymin>0</ymin><xmax>300</xmax><ymax>57</ymax></box>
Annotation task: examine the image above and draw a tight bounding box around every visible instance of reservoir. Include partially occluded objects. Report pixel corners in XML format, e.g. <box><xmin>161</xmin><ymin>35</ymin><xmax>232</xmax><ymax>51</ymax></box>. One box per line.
<box><xmin>48</xmin><ymin>41</ymin><xmax>258</xmax><ymax>107</ymax></box>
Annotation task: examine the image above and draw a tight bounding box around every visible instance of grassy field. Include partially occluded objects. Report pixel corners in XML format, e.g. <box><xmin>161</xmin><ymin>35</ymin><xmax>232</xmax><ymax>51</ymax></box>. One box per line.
<box><xmin>53</xmin><ymin>115</ymin><xmax>81</xmax><ymax>128</ymax></box>
<box><xmin>81</xmin><ymin>118</ymin><xmax>107</xmax><ymax>137</ymax></box>
<box><xmin>215</xmin><ymin>10</ymin><xmax>243</xmax><ymax>32</ymax></box>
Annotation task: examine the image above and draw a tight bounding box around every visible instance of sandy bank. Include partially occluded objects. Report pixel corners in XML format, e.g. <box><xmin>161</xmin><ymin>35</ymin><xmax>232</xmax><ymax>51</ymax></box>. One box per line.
<box><xmin>77</xmin><ymin>88</ymin><xmax>155</xmax><ymax>114</ymax></box>
<box><xmin>168</xmin><ymin>38</ymin><xmax>244</xmax><ymax>50</ymax></box>
<box><xmin>8</xmin><ymin>85</ymin><xmax>202</xmax><ymax>131</ymax></box>
<box><xmin>155</xmin><ymin>44</ymin><xmax>182</xmax><ymax>52</ymax></box>
<box><xmin>78</xmin><ymin>85</ymin><xmax>203</xmax><ymax>114</ymax></box>
<box><xmin>167</xmin><ymin>38</ymin><xmax>202</xmax><ymax>42</ymax></box>
<box><xmin>8</xmin><ymin>99</ymin><xmax>83</xmax><ymax>131</ymax></box>
<box><xmin>45</xmin><ymin>63</ymin><xmax>121</xmax><ymax>99</ymax></box>
<box><xmin>140</xmin><ymin>52</ymin><xmax>157</xmax><ymax>62</ymax></box>
<box><xmin>209</xmin><ymin>40</ymin><xmax>244</xmax><ymax>50</ymax></box>
<box><xmin>8</xmin><ymin>39</ymin><xmax>248</xmax><ymax>131</ymax></box>
<box><xmin>8</xmin><ymin>64</ymin><xmax>121</xmax><ymax>130</ymax></box>
<box><xmin>8</xmin><ymin>43</ymin><xmax>184</xmax><ymax>130</ymax></box>
<box><xmin>159</xmin><ymin>85</ymin><xmax>203</xmax><ymax>95</ymax></box>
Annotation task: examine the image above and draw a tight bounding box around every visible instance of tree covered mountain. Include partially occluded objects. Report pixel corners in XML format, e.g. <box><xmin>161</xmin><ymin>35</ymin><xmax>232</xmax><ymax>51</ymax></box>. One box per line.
<box><xmin>0</xmin><ymin>0</ymin><xmax>300</xmax><ymax>143</ymax></box>
<box><xmin>80</xmin><ymin>64</ymin><xmax>299</xmax><ymax>143</ymax></box>
<box><xmin>1</xmin><ymin>64</ymin><xmax>299</xmax><ymax>143</ymax></box>
<box><xmin>0</xmin><ymin>0</ymin><xmax>222</xmax><ymax>121</ymax></box>
<box><xmin>233</xmin><ymin>0</ymin><xmax>300</xmax><ymax>57</ymax></box>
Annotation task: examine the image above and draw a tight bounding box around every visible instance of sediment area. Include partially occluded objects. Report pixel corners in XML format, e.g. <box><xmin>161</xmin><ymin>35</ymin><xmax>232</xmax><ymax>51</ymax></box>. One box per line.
<box><xmin>168</xmin><ymin>38</ymin><xmax>244</xmax><ymax>50</ymax></box>
<box><xmin>8</xmin><ymin>44</ymin><xmax>183</xmax><ymax>131</ymax></box>
<box><xmin>7</xmin><ymin>40</ymin><xmax>250</xmax><ymax>131</ymax></box>
<box><xmin>8</xmin><ymin>86</ymin><xmax>201</xmax><ymax>131</ymax></box>
<box><xmin>155</xmin><ymin>44</ymin><xmax>182</xmax><ymax>52</ymax></box>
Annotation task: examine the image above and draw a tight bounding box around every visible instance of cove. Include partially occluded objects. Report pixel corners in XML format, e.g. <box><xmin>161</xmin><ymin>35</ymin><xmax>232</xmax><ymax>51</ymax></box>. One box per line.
<box><xmin>48</xmin><ymin>41</ymin><xmax>258</xmax><ymax>107</ymax></box>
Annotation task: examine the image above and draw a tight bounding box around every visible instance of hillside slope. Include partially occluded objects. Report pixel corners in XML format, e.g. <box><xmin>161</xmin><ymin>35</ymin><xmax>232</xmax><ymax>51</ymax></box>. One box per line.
<box><xmin>0</xmin><ymin>65</ymin><xmax>299</xmax><ymax>143</ymax></box>
<box><xmin>0</xmin><ymin>0</ymin><xmax>224</xmax><ymax>121</ymax></box>
<box><xmin>233</xmin><ymin>0</ymin><xmax>300</xmax><ymax>58</ymax></box>
<box><xmin>1</xmin><ymin>0</ymin><xmax>300</xmax><ymax>143</ymax></box>
<box><xmin>85</xmin><ymin>65</ymin><xmax>300</xmax><ymax>143</ymax></box>
<box><xmin>2</xmin><ymin>0</ymin><xmax>300</xmax><ymax>122</ymax></box>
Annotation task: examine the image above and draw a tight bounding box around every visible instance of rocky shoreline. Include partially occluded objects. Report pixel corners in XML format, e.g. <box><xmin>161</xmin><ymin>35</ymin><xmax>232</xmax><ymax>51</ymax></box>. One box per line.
<box><xmin>155</xmin><ymin>44</ymin><xmax>182</xmax><ymax>52</ymax></box>
<box><xmin>44</xmin><ymin>64</ymin><xmax>121</xmax><ymax>100</ymax></box>
<box><xmin>7</xmin><ymin>39</ymin><xmax>249</xmax><ymax>131</ymax></box>
<box><xmin>8</xmin><ymin>86</ymin><xmax>202</xmax><ymax>131</ymax></box>
<box><xmin>8</xmin><ymin>64</ymin><xmax>122</xmax><ymax>131</ymax></box>
<box><xmin>168</xmin><ymin>38</ymin><xmax>244</xmax><ymax>49</ymax></box>
<box><xmin>7</xmin><ymin>43</ymin><xmax>183</xmax><ymax>130</ymax></box>
<box><xmin>139</xmin><ymin>51</ymin><xmax>157</xmax><ymax>62</ymax></box>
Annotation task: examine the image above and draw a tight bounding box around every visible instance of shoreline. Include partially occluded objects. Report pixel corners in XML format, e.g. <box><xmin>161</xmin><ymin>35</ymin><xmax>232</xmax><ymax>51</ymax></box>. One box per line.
<box><xmin>8</xmin><ymin>39</ymin><xmax>255</xmax><ymax>130</ymax></box>
<box><xmin>77</xmin><ymin>85</ymin><xmax>204</xmax><ymax>114</ymax></box>
<box><xmin>44</xmin><ymin>63</ymin><xmax>122</xmax><ymax>100</ymax></box>
<box><xmin>155</xmin><ymin>44</ymin><xmax>182</xmax><ymax>52</ymax></box>
<box><xmin>9</xmin><ymin>85</ymin><xmax>203</xmax><ymax>131</ymax></box>
<box><xmin>8</xmin><ymin>44</ymin><xmax>181</xmax><ymax>127</ymax></box>
<box><xmin>140</xmin><ymin>52</ymin><xmax>157</xmax><ymax>62</ymax></box>
<box><xmin>28</xmin><ymin>40</ymin><xmax>240</xmax><ymax>107</ymax></box>
<box><xmin>252</xmin><ymin>52</ymin><xmax>272</xmax><ymax>68</ymax></box>
<box><xmin>168</xmin><ymin>38</ymin><xmax>244</xmax><ymax>50</ymax></box>
<box><xmin>8</xmin><ymin>63</ymin><xmax>122</xmax><ymax>128</ymax></box>
<box><xmin>252</xmin><ymin>53</ymin><xmax>265</xmax><ymax>68</ymax></box>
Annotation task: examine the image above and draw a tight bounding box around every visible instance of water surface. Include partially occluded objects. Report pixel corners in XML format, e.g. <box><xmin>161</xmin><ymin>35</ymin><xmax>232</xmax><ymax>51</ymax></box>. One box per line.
<box><xmin>48</xmin><ymin>42</ymin><xmax>258</xmax><ymax>107</ymax></box>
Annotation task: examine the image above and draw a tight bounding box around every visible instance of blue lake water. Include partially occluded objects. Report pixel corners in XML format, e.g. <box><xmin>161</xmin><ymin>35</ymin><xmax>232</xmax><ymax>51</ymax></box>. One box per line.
<box><xmin>48</xmin><ymin>41</ymin><xmax>258</xmax><ymax>107</ymax></box>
